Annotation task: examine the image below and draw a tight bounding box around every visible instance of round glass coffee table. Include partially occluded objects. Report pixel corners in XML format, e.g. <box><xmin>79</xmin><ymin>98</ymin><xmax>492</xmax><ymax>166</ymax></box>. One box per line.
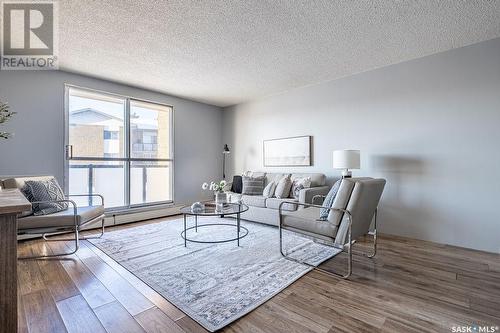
<box><xmin>180</xmin><ymin>202</ymin><xmax>249</xmax><ymax>247</ymax></box>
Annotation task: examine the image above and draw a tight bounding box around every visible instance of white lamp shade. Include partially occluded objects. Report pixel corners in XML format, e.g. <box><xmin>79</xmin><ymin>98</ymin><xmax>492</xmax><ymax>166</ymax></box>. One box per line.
<box><xmin>333</xmin><ymin>150</ymin><xmax>360</xmax><ymax>169</ymax></box>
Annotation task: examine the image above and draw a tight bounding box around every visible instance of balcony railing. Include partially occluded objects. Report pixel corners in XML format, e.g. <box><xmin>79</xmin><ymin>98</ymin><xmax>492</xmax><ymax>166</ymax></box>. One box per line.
<box><xmin>69</xmin><ymin>163</ymin><xmax>170</xmax><ymax>207</ymax></box>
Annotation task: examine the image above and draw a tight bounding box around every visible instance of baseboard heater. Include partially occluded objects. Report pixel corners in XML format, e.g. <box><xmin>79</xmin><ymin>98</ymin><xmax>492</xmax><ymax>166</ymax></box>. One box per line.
<box><xmin>17</xmin><ymin>205</ymin><xmax>183</xmax><ymax>240</ymax></box>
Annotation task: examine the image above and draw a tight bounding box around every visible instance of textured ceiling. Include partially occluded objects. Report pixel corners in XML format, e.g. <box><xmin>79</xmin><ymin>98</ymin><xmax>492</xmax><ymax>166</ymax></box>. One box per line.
<box><xmin>59</xmin><ymin>1</ymin><xmax>500</xmax><ymax>107</ymax></box>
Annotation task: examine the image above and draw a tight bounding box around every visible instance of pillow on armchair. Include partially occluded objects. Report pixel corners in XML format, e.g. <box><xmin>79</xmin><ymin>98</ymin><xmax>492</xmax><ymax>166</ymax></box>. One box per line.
<box><xmin>319</xmin><ymin>179</ymin><xmax>342</xmax><ymax>220</ymax></box>
<box><xmin>21</xmin><ymin>178</ymin><xmax>68</xmax><ymax>216</ymax></box>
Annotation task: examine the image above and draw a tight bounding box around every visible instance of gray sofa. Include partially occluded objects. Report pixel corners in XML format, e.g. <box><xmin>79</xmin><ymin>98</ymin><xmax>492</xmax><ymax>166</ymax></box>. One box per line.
<box><xmin>225</xmin><ymin>172</ymin><xmax>330</xmax><ymax>225</ymax></box>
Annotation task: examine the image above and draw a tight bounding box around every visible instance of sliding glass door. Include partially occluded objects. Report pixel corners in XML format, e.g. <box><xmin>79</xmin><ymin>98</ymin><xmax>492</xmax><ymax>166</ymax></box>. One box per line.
<box><xmin>65</xmin><ymin>86</ymin><xmax>173</xmax><ymax>210</ymax></box>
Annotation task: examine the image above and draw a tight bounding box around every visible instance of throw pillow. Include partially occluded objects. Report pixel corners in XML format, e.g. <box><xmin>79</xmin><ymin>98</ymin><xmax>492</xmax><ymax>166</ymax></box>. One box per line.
<box><xmin>21</xmin><ymin>178</ymin><xmax>68</xmax><ymax>216</ymax></box>
<box><xmin>241</xmin><ymin>176</ymin><xmax>265</xmax><ymax>195</ymax></box>
<box><xmin>262</xmin><ymin>181</ymin><xmax>277</xmax><ymax>198</ymax></box>
<box><xmin>274</xmin><ymin>175</ymin><xmax>292</xmax><ymax>199</ymax></box>
<box><xmin>230</xmin><ymin>175</ymin><xmax>243</xmax><ymax>193</ymax></box>
<box><xmin>319</xmin><ymin>179</ymin><xmax>342</xmax><ymax>220</ymax></box>
<box><xmin>290</xmin><ymin>176</ymin><xmax>312</xmax><ymax>199</ymax></box>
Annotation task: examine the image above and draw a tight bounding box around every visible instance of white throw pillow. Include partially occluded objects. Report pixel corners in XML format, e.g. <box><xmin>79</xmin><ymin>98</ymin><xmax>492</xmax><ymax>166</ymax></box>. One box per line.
<box><xmin>262</xmin><ymin>181</ymin><xmax>277</xmax><ymax>198</ymax></box>
<box><xmin>274</xmin><ymin>176</ymin><xmax>292</xmax><ymax>199</ymax></box>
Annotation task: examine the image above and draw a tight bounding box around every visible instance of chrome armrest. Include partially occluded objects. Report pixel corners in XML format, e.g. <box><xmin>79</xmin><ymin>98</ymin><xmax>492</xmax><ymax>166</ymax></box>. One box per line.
<box><xmin>278</xmin><ymin>201</ymin><xmax>352</xmax><ymax>224</ymax></box>
<box><xmin>68</xmin><ymin>194</ymin><xmax>104</xmax><ymax>206</ymax></box>
<box><xmin>312</xmin><ymin>194</ymin><xmax>326</xmax><ymax>205</ymax></box>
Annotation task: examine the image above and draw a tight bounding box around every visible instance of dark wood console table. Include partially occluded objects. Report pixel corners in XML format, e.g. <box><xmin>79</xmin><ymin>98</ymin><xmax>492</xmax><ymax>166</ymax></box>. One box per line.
<box><xmin>0</xmin><ymin>189</ymin><xmax>31</xmax><ymax>333</ymax></box>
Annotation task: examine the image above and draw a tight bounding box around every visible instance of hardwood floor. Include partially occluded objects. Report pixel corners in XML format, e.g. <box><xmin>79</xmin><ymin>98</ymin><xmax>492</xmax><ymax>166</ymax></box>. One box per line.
<box><xmin>17</xmin><ymin>216</ymin><xmax>500</xmax><ymax>333</ymax></box>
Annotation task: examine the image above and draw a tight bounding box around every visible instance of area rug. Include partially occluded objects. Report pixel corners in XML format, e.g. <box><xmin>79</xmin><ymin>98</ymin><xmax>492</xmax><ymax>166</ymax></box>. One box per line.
<box><xmin>89</xmin><ymin>217</ymin><xmax>341</xmax><ymax>332</ymax></box>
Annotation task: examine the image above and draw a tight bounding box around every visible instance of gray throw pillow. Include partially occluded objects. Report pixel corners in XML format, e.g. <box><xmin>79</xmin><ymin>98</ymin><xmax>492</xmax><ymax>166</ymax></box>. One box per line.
<box><xmin>319</xmin><ymin>179</ymin><xmax>342</xmax><ymax>220</ymax></box>
<box><xmin>21</xmin><ymin>178</ymin><xmax>68</xmax><ymax>216</ymax></box>
<box><xmin>274</xmin><ymin>176</ymin><xmax>292</xmax><ymax>199</ymax></box>
<box><xmin>241</xmin><ymin>176</ymin><xmax>265</xmax><ymax>195</ymax></box>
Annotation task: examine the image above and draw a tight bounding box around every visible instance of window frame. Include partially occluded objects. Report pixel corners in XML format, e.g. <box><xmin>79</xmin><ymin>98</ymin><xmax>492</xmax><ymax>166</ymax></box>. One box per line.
<box><xmin>63</xmin><ymin>84</ymin><xmax>175</xmax><ymax>213</ymax></box>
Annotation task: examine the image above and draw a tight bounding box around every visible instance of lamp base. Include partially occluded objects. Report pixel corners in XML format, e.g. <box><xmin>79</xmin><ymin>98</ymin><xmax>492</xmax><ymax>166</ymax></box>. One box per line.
<box><xmin>341</xmin><ymin>169</ymin><xmax>352</xmax><ymax>178</ymax></box>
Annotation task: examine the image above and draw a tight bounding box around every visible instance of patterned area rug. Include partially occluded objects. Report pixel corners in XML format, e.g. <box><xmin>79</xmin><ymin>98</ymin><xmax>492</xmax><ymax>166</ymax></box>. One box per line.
<box><xmin>89</xmin><ymin>217</ymin><xmax>341</xmax><ymax>332</ymax></box>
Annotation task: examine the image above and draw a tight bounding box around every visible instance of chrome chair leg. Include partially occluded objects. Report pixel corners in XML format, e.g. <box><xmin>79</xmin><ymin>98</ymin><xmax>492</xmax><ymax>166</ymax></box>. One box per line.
<box><xmin>18</xmin><ymin>227</ymin><xmax>80</xmax><ymax>260</ymax></box>
<box><xmin>42</xmin><ymin>217</ymin><xmax>105</xmax><ymax>242</ymax></box>
<box><xmin>279</xmin><ymin>213</ymin><xmax>352</xmax><ymax>279</ymax></box>
<box><xmin>366</xmin><ymin>208</ymin><xmax>377</xmax><ymax>258</ymax></box>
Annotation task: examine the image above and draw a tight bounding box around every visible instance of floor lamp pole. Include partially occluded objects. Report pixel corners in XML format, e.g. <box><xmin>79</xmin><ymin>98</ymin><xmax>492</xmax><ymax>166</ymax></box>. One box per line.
<box><xmin>223</xmin><ymin>153</ymin><xmax>226</xmax><ymax>179</ymax></box>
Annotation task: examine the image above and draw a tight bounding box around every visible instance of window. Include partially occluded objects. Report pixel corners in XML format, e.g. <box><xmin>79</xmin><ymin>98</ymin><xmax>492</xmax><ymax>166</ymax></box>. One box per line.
<box><xmin>65</xmin><ymin>86</ymin><xmax>173</xmax><ymax>210</ymax></box>
<box><xmin>103</xmin><ymin>130</ymin><xmax>119</xmax><ymax>140</ymax></box>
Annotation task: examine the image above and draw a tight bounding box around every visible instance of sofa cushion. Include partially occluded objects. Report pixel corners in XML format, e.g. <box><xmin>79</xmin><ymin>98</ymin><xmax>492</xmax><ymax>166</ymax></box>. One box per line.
<box><xmin>282</xmin><ymin>207</ymin><xmax>337</xmax><ymax>238</ymax></box>
<box><xmin>243</xmin><ymin>171</ymin><xmax>266</xmax><ymax>178</ymax></box>
<box><xmin>291</xmin><ymin>173</ymin><xmax>326</xmax><ymax>187</ymax></box>
<box><xmin>1</xmin><ymin>175</ymin><xmax>55</xmax><ymax>190</ymax></box>
<box><xmin>242</xmin><ymin>176</ymin><xmax>265</xmax><ymax>195</ymax></box>
<box><xmin>266</xmin><ymin>198</ymin><xmax>298</xmax><ymax>211</ymax></box>
<box><xmin>18</xmin><ymin>205</ymin><xmax>105</xmax><ymax>231</ymax></box>
<box><xmin>265</xmin><ymin>173</ymin><xmax>291</xmax><ymax>187</ymax></box>
<box><xmin>241</xmin><ymin>195</ymin><xmax>267</xmax><ymax>208</ymax></box>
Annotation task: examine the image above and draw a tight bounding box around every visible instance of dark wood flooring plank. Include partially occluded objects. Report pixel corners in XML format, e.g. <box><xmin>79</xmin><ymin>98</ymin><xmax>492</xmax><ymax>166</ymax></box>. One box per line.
<box><xmin>134</xmin><ymin>307</ymin><xmax>185</xmax><ymax>333</ymax></box>
<box><xmin>17</xmin><ymin>290</ymin><xmax>29</xmax><ymax>333</ymax></box>
<box><xmin>34</xmin><ymin>242</ymin><xmax>80</xmax><ymax>302</ymax></box>
<box><xmin>56</xmin><ymin>295</ymin><xmax>107</xmax><ymax>333</ymax></box>
<box><xmin>17</xmin><ymin>242</ymin><xmax>45</xmax><ymax>296</ymax></box>
<box><xmin>22</xmin><ymin>289</ymin><xmax>68</xmax><ymax>333</ymax></box>
<box><xmin>93</xmin><ymin>301</ymin><xmax>146</xmax><ymax>333</ymax></box>
<box><xmin>86</xmin><ymin>241</ymin><xmax>186</xmax><ymax>321</ymax></box>
<box><xmin>48</xmin><ymin>240</ymin><xmax>116</xmax><ymax>309</ymax></box>
<box><xmin>174</xmin><ymin>315</ymin><xmax>209</xmax><ymax>333</ymax></box>
<box><xmin>75</xmin><ymin>245</ymin><xmax>155</xmax><ymax>316</ymax></box>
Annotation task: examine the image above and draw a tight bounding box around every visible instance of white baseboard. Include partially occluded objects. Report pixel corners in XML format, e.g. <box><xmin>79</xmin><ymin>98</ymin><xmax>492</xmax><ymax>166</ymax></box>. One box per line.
<box><xmin>105</xmin><ymin>206</ymin><xmax>182</xmax><ymax>226</ymax></box>
<box><xmin>17</xmin><ymin>205</ymin><xmax>183</xmax><ymax>240</ymax></box>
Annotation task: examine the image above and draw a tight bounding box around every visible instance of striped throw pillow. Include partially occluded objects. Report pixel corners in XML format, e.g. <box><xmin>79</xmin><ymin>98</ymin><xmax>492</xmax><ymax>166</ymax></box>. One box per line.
<box><xmin>242</xmin><ymin>176</ymin><xmax>265</xmax><ymax>195</ymax></box>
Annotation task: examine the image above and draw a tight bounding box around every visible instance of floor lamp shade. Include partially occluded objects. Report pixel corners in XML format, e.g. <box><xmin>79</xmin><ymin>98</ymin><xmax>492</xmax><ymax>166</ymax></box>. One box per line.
<box><xmin>333</xmin><ymin>150</ymin><xmax>360</xmax><ymax>177</ymax></box>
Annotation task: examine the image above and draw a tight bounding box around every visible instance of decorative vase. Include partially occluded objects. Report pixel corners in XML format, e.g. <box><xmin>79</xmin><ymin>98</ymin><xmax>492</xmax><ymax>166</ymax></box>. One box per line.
<box><xmin>215</xmin><ymin>191</ymin><xmax>227</xmax><ymax>211</ymax></box>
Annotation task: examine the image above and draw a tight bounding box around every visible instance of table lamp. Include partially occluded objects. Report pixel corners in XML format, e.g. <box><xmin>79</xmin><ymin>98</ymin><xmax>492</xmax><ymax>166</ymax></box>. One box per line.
<box><xmin>333</xmin><ymin>150</ymin><xmax>360</xmax><ymax>178</ymax></box>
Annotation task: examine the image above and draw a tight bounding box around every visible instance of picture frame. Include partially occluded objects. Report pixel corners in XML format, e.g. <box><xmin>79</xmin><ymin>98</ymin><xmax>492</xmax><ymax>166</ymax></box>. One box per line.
<box><xmin>263</xmin><ymin>135</ymin><xmax>312</xmax><ymax>167</ymax></box>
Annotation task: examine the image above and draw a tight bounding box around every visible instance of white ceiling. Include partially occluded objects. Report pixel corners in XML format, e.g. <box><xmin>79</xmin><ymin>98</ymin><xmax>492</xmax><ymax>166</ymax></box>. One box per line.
<box><xmin>59</xmin><ymin>1</ymin><xmax>500</xmax><ymax>107</ymax></box>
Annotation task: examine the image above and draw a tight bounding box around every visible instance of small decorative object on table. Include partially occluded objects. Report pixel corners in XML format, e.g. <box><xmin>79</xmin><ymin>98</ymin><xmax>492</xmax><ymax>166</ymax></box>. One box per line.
<box><xmin>202</xmin><ymin>179</ymin><xmax>228</xmax><ymax>211</ymax></box>
<box><xmin>190</xmin><ymin>202</ymin><xmax>205</xmax><ymax>213</ymax></box>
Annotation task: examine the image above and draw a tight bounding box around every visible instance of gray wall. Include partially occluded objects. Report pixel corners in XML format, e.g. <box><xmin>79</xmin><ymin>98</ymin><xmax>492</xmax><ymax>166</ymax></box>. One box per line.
<box><xmin>223</xmin><ymin>38</ymin><xmax>500</xmax><ymax>253</ymax></box>
<box><xmin>0</xmin><ymin>70</ymin><xmax>222</xmax><ymax>205</ymax></box>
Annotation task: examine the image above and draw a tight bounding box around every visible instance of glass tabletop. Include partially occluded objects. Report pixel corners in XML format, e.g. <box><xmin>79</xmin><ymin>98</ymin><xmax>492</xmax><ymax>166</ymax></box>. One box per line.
<box><xmin>180</xmin><ymin>202</ymin><xmax>249</xmax><ymax>216</ymax></box>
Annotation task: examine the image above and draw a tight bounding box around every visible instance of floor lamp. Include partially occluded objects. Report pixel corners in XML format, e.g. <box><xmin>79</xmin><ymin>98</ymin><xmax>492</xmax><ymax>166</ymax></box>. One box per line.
<box><xmin>222</xmin><ymin>144</ymin><xmax>230</xmax><ymax>179</ymax></box>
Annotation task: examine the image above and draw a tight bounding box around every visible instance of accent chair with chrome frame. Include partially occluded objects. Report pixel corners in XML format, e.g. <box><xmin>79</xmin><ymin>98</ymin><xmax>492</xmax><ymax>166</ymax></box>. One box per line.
<box><xmin>279</xmin><ymin>177</ymin><xmax>386</xmax><ymax>279</ymax></box>
<box><xmin>0</xmin><ymin>176</ymin><xmax>106</xmax><ymax>259</ymax></box>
